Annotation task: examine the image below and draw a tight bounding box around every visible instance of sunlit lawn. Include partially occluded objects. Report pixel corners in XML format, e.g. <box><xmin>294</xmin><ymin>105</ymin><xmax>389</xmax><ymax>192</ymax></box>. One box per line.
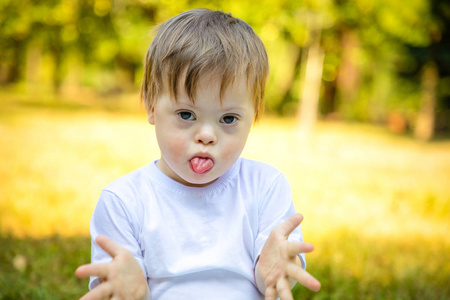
<box><xmin>1</xmin><ymin>96</ymin><xmax>449</xmax><ymax>299</ymax></box>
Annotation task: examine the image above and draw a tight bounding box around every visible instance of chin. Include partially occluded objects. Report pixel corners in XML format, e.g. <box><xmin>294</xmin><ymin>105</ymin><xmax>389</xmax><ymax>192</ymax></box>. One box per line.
<box><xmin>184</xmin><ymin>175</ymin><xmax>217</xmax><ymax>187</ymax></box>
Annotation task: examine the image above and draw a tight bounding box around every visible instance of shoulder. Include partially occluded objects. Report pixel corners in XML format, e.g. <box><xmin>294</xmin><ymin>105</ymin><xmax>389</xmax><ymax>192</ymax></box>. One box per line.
<box><xmin>99</xmin><ymin>163</ymin><xmax>157</xmax><ymax>211</ymax></box>
<box><xmin>238</xmin><ymin>158</ymin><xmax>281</xmax><ymax>173</ymax></box>
<box><xmin>236</xmin><ymin>159</ymin><xmax>295</xmax><ymax>218</ymax></box>
<box><xmin>238</xmin><ymin>158</ymin><xmax>286</xmax><ymax>182</ymax></box>
<box><xmin>93</xmin><ymin>164</ymin><xmax>158</xmax><ymax>225</ymax></box>
<box><xmin>236</xmin><ymin>158</ymin><xmax>291</xmax><ymax>197</ymax></box>
<box><xmin>104</xmin><ymin>165</ymin><xmax>149</xmax><ymax>194</ymax></box>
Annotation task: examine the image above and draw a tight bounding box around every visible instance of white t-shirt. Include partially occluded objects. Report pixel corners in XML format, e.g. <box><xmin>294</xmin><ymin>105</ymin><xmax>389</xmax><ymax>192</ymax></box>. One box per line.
<box><xmin>89</xmin><ymin>158</ymin><xmax>305</xmax><ymax>299</ymax></box>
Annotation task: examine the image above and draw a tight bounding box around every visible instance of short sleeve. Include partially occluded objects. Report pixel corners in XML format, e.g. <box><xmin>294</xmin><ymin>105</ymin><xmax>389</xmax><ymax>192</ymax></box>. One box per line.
<box><xmin>254</xmin><ymin>173</ymin><xmax>306</xmax><ymax>269</ymax></box>
<box><xmin>89</xmin><ymin>190</ymin><xmax>147</xmax><ymax>289</ymax></box>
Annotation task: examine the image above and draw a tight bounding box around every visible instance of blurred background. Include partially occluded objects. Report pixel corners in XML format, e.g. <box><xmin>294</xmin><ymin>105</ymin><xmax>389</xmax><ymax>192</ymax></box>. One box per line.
<box><xmin>1</xmin><ymin>0</ymin><xmax>449</xmax><ymax>299</ymax></box>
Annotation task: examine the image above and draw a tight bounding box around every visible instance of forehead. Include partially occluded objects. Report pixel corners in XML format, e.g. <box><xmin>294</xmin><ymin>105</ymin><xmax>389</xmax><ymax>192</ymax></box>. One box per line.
<box><xmin>176</xmin><ymin>73</ymin><xmax>252</xmax><ymax>106</ymax></box>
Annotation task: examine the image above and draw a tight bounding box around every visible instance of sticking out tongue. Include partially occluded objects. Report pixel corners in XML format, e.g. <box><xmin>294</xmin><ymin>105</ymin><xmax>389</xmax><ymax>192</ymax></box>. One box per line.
<box><xmin>190</xmin><ymin>157</ymin><xmax>214</xmax><ymax>174</ymax></box>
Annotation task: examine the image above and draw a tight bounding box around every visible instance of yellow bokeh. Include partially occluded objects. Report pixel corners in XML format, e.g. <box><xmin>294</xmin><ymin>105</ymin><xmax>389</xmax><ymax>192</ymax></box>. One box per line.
<box><xmin>1</xmin><ymin>100</ymin><xmax>449</xmax><ymax>243</ymax></box>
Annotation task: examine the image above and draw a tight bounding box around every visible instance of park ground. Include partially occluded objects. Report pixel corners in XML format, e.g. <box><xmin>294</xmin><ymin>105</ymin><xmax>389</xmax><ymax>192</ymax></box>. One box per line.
<box><xmin>1</xmin><ymin>95</ymin><xmax>449</xmax><ymax>299</ymax></box>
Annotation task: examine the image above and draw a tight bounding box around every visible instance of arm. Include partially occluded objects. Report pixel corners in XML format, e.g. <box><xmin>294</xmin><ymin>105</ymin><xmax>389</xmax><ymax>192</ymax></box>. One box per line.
<box><xmin>77</xmin><ymin>189</ymin><xmax>149</xmax><ymax>299</ymax></box>
<box><xmin>255</xmin><ymin>214</ymin><xmax>321</xmax><ymax>300</ymax></box>
<box><xmin>75</xmin><ymin>235</ymin><xmax>150</xmax><ymax>300</ymax></box>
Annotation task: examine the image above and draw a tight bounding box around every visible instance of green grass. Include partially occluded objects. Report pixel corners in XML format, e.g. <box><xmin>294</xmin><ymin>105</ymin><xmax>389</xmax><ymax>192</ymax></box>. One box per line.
<box><xmin>1</xmin><ymin>233</ymin><xmax>448</xmax><ymax>299</ymax></box>
<box><xmin>292</xmin><ymin>231</ymin><xmax>450</xmax><ymax>300</ymax></box>
<box><xmin>1</xmin><ymin>95</ymin><xmax>449</xmax><ymax>299</ymax></box>
<box><xmin>0</xmin><ymin>235</ymin><xmax>90</xmax><ymax>299</ymax></box>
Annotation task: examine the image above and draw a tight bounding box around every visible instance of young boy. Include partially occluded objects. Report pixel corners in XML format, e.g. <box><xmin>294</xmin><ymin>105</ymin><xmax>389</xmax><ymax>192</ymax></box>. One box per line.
<box><xmin>76</xmin><ymin>8</ymin><xmax>320</xmax><ymax>300</ymax></box>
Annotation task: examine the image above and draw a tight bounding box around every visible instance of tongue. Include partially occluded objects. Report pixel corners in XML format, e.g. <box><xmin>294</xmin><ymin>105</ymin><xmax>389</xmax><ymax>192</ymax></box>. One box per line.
<box><xmin>190</xmin><ymin>157</ymin><xmax>214</xmax><ymax>174</ymax></box>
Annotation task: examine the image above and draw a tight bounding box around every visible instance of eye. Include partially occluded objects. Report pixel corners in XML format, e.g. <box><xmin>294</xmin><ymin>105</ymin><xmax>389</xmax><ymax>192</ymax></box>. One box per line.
<box><xmin>178</xmin><ymin>111</ymin><xmax>195</xmax><ymax>121</ymax></box>
<box><xmin>220</xmin><ymin>115</ymin><xmax>238</xmax><ymax>124</ymax></box>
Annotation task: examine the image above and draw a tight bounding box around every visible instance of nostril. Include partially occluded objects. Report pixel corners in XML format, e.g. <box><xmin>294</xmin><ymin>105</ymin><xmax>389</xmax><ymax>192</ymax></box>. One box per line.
<box><xmin>197</xmin><ymin>139</ymin><xmax>214</xmax><ymax>145</ymax></box>
<box><xmin>196</xmin><ymin>136</ymin><xmax>216</xmax><ymax>145</ymax></box>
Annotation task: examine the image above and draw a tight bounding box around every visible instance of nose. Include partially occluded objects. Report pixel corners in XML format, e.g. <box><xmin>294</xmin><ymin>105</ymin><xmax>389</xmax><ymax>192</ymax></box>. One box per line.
<box><xmin>195</xmin><ymin>123</ymin><xmax>217</xmax><ymax>145</ymax></box>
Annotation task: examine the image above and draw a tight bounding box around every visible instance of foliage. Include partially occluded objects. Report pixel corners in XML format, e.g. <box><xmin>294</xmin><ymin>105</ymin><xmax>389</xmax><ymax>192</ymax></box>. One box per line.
<box><xmin>0</xmin><ymin>0</ymin><xmax>449</xmax><ymax>132</ymax></box>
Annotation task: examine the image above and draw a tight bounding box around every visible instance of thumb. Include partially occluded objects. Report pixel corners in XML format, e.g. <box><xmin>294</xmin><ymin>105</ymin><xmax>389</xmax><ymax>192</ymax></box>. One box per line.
<box><xmin>275</xmin><ymin>213</ymin><xmax>303</xmax><ymax>238</ymax></box>
<box><xmin>95</xmin><ymin>235</ymin><xmax>125</xmax><ymax>258</ymax></box>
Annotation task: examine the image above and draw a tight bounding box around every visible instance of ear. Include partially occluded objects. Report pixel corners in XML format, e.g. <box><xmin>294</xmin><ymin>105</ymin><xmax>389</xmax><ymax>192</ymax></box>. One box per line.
<box><xmin>147</xmin><ymin>105</ymin><xmax>155</xmax><ymax>125</ymax></box>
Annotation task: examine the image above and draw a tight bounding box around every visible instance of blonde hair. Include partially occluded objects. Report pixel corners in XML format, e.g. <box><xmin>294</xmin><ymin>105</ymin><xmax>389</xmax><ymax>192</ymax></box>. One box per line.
<box><xmin>140</xmin><ymin>8</ymin><xmax>269</xmax><ymax>121</ymax></box>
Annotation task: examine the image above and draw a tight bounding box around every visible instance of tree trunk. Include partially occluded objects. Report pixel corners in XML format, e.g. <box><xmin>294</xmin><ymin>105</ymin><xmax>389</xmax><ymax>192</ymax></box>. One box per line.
<box><xmin>277</xmin><ymin>45</ymin><xmax>302</xmax><ymax>115</ymax></box>
<box><xmin>414</xmin><ymin>62</ymin><xmax>438</xmax><ymax>141</ymax></box>
<box><xmin>8</xmin><ymin>38</ymin><xmax>27</xmax><ymax>84</ymax></box>
<box><xmin>336</xmin><ymin>29</ymin><xmax>361</xmax><ymax>111</ymax></box>
<box><xmin>297</xmin><ymin>27</ymin><xmax>324</xmax><ymax>137</ymax></box>
<box><xmin>25</xmin><ymin>43</ymin><xmax>42</xmax><ymax>93</ymax></box>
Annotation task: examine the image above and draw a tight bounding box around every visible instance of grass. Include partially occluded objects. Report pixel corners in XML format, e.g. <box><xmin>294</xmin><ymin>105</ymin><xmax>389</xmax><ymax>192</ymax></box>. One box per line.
<box><xmin>1</xmin><ymin>95</ymin><xmax>449</xmax><ymax>299</ymax></box>
<box><xmin>0</xmin><ymin>235</ymin><xmax>90</xmax><ymax>299</ymax></box>
<box><xmin>292</xmin><ymin>232</ymin><xmax>450</xmax><ymax>299</ymax></box>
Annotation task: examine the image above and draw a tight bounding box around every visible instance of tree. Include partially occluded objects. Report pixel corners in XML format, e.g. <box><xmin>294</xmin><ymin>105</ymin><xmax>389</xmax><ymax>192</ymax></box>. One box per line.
<box><xmin>297</xmin><ymin>11</ymin><xmax>325</xmax><ymax>136</ymax></box>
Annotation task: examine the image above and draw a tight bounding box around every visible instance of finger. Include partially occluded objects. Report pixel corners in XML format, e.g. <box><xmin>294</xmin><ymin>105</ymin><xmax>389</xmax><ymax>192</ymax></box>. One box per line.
<box><xmin>265</xmin><ymin>286</ymin><xmax>278</xmax><ymax>300</ymax></box>
<box><xmin>276</xmin><ymin>277</ymin><xmax>294</xmax><ymax>300</ymax></box>
<box><xmin>75</xmin><ymin>263</ymin><xmax>110</xmax><ymax>279</ymax></box>
<box><xmin>79</xmin><ymin>281</ymin><xmax>112</xmax><ymax>300</ymax></box>
<box><xmin>95</xmin><ymin>235</ymin><xmax>125</xmax><ymax>258</ymax></box>
<box><xmin>274</xmin><ymin>214</ymin><xmax>303</xmax><ymax>238</ymax></box>
<box><xmin>287</xmin><ymin>241</ymin><xmax>314</xmax><ymax>257</ymax></box>
<box><xmin>287</xmin><ymin>263</ymin><xmax>321</xmax><ymax>291</ymax></box>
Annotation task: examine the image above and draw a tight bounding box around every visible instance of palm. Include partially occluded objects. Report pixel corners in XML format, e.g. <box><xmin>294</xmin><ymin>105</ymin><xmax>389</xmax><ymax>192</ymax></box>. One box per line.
<box><xmin>257</xmin><ymin>214</ymin><xmax>321</xmax><ymax>300</ymax></box>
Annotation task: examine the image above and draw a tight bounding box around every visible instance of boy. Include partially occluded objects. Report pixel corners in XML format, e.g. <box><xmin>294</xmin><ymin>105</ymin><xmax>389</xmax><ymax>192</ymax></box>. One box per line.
<box><xmin>76</xmin><ymin>8</ymin><xmax>320</xmax><ymax>300</ymax></box>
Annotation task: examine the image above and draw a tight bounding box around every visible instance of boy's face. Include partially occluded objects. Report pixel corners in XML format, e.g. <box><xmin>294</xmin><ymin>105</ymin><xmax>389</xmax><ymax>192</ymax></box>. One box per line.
<box><xmin>148</xmin><ymin>75</ymin><xmax>254</xmax><ymax>187</ymax></box>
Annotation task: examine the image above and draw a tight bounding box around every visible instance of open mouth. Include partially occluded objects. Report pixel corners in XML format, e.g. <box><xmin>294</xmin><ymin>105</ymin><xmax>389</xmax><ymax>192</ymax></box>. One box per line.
<box><xmin>189</xmin><ymin>157</ymin><xmax>214</xmax><ymax>174</ymax></box>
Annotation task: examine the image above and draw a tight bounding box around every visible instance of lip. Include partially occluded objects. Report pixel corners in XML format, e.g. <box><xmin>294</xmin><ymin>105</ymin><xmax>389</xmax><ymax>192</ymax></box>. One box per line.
<box><xmin>189</xmin><ymin>153</ymin><xmax>215</xmax><ymax>175</ymax></box>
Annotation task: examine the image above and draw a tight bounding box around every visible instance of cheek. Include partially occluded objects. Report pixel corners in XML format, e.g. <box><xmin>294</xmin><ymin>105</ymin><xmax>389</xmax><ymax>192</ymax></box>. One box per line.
<box><xmin>168</xmin><ymin>138</ymin><xmax>186</xmax><ymax>158</ymax></box>
<box><xmin>221</xmin><ymin>135</ymin><xmax>247</xmax><ymax>160</ymax></box>
<box><xmin>157</xmin><ymin>128</ymin><xmax>187</xmax><ymax>159</ymax></box>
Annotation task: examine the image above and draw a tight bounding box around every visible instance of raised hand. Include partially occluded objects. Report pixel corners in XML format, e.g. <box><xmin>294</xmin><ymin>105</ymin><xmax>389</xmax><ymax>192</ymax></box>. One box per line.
<box><xmin>257</xmin><ymin>214</ymin><xmax>320</xmax><ymax>300</ymax></box>
<box><xmin>75</xmin><ymin>235</ymin><xmax>150</xmax><ymax>300</ymax></box>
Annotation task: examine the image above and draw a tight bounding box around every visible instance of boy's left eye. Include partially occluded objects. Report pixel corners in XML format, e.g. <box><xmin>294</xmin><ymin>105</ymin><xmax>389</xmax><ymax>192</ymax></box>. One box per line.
<box><xmin>178</xmin><ymin>111</ymin><xmax>195</xmax><ymax>121</ymax></box>
<box><xmin>220</xmin><ymin>115</ymin><xmax>238</xmax><ymax>124</ymax></box>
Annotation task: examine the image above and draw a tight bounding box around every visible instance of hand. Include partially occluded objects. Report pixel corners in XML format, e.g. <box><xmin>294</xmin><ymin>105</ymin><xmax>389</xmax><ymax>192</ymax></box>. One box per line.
<box><xmin>75</xmin><ymin>235</ymin><xmax>150</xmax><ymax>300</ymax></box>
<box><xmin>257</xmin><ymin>214</ymin><xmax>321</xmax><ymax>300</ymax></box>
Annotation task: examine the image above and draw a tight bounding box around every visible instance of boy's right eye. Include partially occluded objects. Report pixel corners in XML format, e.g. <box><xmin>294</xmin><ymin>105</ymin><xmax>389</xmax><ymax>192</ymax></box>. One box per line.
<box><xmin>178</xmin><ymin>111</ymin><xmax>196</xmax><ymax>121</ymax></box>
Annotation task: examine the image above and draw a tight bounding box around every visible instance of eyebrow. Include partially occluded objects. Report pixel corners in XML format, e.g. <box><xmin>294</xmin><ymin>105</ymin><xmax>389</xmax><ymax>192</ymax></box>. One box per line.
<box><xmin>220</xmin><ymin>99</ymin><xmax>250</xmax><ymax>110</ymax></box>
<box><xmin>174</xmin><ymin>96</ymin><xmax>247</xmax><ymax>109</ymax></box>
<box><xmin>172</xmin><ymin>96</ymin><xmax>196</xmax><ymax>107</ymax></box>
<box><xmin>220</xmin><ymin>105</ymin><xmax>247</xmax><ymax>112</ymax></box>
